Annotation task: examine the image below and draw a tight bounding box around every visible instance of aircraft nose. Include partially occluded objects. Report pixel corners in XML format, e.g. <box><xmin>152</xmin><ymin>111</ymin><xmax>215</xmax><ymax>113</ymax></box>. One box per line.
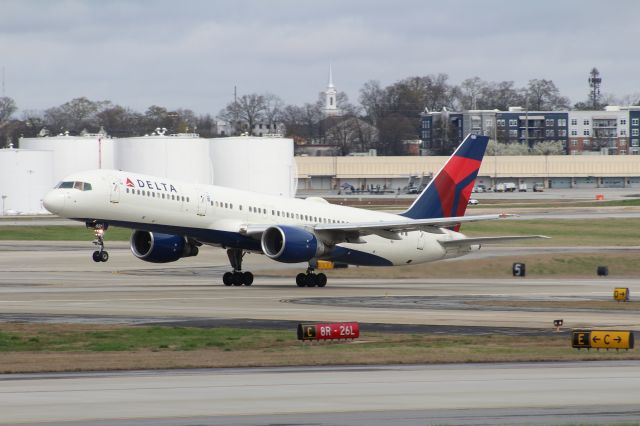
<box><xmin>43</xmin><ymin>191</ymin><xmax>65</xmax><ymax>215</ymax></box>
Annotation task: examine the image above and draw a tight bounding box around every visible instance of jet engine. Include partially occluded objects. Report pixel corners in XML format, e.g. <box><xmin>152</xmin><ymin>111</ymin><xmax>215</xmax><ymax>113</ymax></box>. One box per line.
<box><xmin>130</xmin><ymin>230</ymin><xmax>199</xmax><ymax>263</ymax></box>
<box><xmin>261</xmin><ymin>225</ymin><xmax>326</xmax><ymax>263</ymax></box>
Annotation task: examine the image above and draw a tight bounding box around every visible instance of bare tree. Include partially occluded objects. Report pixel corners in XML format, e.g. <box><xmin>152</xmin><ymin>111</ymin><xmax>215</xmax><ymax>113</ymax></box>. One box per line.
<box><xmin>218</xmin><ymin>93</ymin><xmax>270</xmax><ymax>136</ymax></box>
<box><xmin>526</xmin><ymin>79</ymin><xmax>570</xmax><ymax>110</ymax></box>
<box><xmin>44</xmin><ymin>97</ymin><xmax>111</xmax><ymax>134</ymax></box>
<box><xmin>459</xmin><ymin>77</ymin><xmax>487</xmax><ymax>110</ymax></box>
<box><xmin>96</xmin><ymin>105</ymin><xmax>144</xmax><ymax>137</ymax></box>
<box><xmin>0</xmin><ymin>97</ymin><xmax>17</xmax><ymax>124</ymax></box>
<box><xmin>359</xmin><ymin>80</ymin><xmax>386</xmax><ymax>126</ymax></box>
<box><xmin>280</xmin><ymin>102</ymin><xmax>324</xmax><ymax>143</ymax></box>
<box><xmin>378</xmin><ymin>113</ymin><xmax>416</xmax><ymax>155</ymax></box>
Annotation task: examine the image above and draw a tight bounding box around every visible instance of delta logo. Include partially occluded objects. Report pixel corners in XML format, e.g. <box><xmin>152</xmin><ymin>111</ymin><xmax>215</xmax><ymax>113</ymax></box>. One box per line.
<box><xmin>125</xmin><ymin>177</ymin><xmax>178</xmax><ymax>193</ymax></box>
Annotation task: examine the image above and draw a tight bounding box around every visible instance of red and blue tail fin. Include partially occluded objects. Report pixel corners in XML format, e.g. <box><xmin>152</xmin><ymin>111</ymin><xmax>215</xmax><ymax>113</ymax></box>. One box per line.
<box><xmin>400</xmin><ymin>133</ymin><xmax>489</xmax><ymax>221</ymax></box>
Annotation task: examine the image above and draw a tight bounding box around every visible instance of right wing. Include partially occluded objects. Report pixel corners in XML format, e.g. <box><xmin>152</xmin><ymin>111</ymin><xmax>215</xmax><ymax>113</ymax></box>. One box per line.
<box><xmin>239</xmin><ymin>213</ymin><xmax>513</xmax><ymax>244</ymax></box>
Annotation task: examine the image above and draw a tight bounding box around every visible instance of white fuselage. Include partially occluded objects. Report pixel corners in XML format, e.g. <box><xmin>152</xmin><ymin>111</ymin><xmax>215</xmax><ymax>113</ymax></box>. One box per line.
<box><xmin>44</xmin><ymin>169</ymin><xmax>472</xmax><ymax>266</ymax></box>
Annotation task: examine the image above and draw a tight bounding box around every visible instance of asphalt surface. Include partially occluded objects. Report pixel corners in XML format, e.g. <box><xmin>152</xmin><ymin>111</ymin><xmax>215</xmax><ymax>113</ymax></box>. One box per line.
<box><xmin>1</xmin><ymin>242</ymin><xmax>639</xmax><ymax>330</ymax></box>
<box><xmin>3</xmin><ymin>362</ymin><xmax>640</xmax><ymax>425</ymax></box>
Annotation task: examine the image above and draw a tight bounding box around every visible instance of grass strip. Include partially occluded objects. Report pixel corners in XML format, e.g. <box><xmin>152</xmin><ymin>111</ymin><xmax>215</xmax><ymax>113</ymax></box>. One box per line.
<box><xmin>0</xmin><ymin>225</ymin><xmax>132</xmax><ymax>241</ymax></box>
<box><xmin>0</xmin><ymin>324</ymin><xmax>638</xmax><ymax>373</ymax></box>
<box><xmin>462</xmin><ymin>218</ymin><xmax>640</xmax><ymax>246</ymax></box>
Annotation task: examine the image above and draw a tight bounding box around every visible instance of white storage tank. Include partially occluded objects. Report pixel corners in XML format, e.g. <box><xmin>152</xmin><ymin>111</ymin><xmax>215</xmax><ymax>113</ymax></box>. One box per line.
<box><xmin>0</xmin><ymin>148</ymin><xmax>54</xmax><ymax>214</ymax></box>
<box><xmin>115</xmin><ymin>134</ymin><xmax>212</xmax><ymax>184</ymax></box>
<box><xmin>19</xmin><ymin>134</ymin><xmax>114</xmax><ymax>185</ymax></box>
<box><xmin>209</xmin><ymin>136</ymin><xmax>297</xmax><ymax>197</ymax></box>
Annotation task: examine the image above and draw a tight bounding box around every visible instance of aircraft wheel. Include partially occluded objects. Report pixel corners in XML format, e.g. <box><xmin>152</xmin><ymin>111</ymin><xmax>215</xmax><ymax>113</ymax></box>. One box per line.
<box><xmin>92</xmin><ymin>251</ymin><xmax>101</xmax><ymax>262</ymax></box>
<box><xmin>242</xmin><ymin>271</ymin><xmax>254</xmax><ymax>286</ymax></box>
<box><xmin>232</xmin><ymin>272</ymin><xmax>243</xmax><ymax>286</ymax></box>
<box><xmin>296</xmin><ymin>273</ymin><xmax>306</xmax><ymax>287</ymax></box>
<box><xmin>223</xmin><ymin>272</ymin><xmax>233</xmax><ymax>286</ymax></box>
<box><xmin>100</xmin><ymin>251</ymin><xmax>109</xmax><ymax>262</ymax></box>
<box><xmin>305</xmin><ymin>274</ymin><xmax>317</xmax><ymax>287</ymax></box>
<box><xmin>316</xmin><ymin>273</ymin><xmax>327</xmax><ymax>288</ymax></box>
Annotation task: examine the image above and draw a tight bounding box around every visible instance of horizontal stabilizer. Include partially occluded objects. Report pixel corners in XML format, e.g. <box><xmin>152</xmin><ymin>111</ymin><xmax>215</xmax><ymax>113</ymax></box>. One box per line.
<box><xmin>441</xmin><ymin>235</ymin><xmax>550</xmax><ymax>247</ymax></box>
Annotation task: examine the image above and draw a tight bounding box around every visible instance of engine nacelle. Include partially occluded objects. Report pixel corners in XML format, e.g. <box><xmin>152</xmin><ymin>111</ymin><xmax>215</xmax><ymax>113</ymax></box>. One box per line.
<box><xmin>261</xmin><ymin>225</ymin><xmax>325</xmax><ymax>263</ymax></box>
<box><xmin>130</xmin><ymin>230</ymin><xmax>199</xmax><ymax>263</ymax></box>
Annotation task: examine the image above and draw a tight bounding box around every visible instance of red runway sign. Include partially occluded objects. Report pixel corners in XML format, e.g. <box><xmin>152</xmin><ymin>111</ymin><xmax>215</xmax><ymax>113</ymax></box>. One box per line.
<box><xmin>297</xmin><ymin>322</ymin><xmax>360</xmax><ymax>341</ymax></box>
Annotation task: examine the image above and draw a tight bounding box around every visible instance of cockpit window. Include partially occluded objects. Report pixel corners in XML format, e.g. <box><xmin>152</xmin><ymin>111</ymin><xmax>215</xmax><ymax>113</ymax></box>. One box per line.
<box><xmin>55</xmin><ymin>181</ymin><xmax>92</xmax><ymax>191</ymax></box>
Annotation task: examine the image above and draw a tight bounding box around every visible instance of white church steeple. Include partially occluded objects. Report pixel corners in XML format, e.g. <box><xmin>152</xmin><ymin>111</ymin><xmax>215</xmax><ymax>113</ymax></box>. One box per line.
<box><xmin>324</xmin><ymin>64</ymin><xmax>340</xmax><ymax>117</ymax></box>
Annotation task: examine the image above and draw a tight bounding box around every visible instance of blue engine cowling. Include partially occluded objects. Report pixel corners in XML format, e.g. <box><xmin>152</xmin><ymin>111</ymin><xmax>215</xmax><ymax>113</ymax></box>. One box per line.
<box><xmin>261</xmin><ymin>225</ymin><xmax>325</xmax><ymax>263</ymax></box>
<box><xmin>130</xmin><ymin>230</ymin><xmax>199</xmax><ymax>263</ymax></box>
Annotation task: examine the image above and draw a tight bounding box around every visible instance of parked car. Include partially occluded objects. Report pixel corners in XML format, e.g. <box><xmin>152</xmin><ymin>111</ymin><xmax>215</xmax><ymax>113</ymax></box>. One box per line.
<box><xmin>406</xmin><ymin>186</ymin><xmax>419</xmax><ymax>194</ymax></box>
<box><xmin>472</xmin><ymin>185</ymin><xmax>486</xmax><ymax>193</ymax></box>
<box><xmin>468</xmin><ymin>198</ymin><xmax>479</xmax><ymax>205</ymax></box>
<box><xmin>504</xmin><ymin>182</ymin><xmax>517</xmax><ymax>192</ymax></box>
<box><xmin>518</xmin><ymin>183</ymin><xmax>528</xmax><ymax>192</ymax></box>
<box><xmin>533</xmin><ymin>183</ymin><xmax>544</xmax><ymax>192</ymax></box>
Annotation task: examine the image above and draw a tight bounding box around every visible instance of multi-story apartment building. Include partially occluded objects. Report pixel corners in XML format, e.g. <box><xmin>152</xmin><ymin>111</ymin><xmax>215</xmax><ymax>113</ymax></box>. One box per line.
<box><xmin>495</xmin><ymin>107</ymin><xmax>568</xmax><ymax>147</ymax></box>
<box><xmin>567</xmin><ymin>107</ymin><xmax>629</xmax><ymax>155</ymax></box>
<box><xmin>421</xmin><ymin>106</ymin><xmax>640</xmax><ymax>155</ymax></box>
<box><xmin>627</xmin><ymin>107</ymin><xmax>640</xmax><ymax>154</ymax></box>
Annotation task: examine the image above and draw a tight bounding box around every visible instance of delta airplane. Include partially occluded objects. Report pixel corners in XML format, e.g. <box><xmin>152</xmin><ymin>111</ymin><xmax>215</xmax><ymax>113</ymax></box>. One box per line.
<box><xmin>42</xmin><ymin>134</ymin><xmax>544</xmax><ymax>287</ymax></box>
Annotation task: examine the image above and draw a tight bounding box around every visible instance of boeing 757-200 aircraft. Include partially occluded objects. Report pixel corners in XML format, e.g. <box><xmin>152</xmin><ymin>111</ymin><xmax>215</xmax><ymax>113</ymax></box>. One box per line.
<box><xmin>43</xmin><ymin>134</ymin><xmax>545</xmax><ymax>287</ymax></box>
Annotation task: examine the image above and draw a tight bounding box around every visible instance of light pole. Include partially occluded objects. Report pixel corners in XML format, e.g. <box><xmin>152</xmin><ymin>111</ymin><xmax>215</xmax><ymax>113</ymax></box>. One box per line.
<box><xmin>1</xmin><ymin>195</ymin><xmax>6</xmax><ymax>216</ymax></box>
<box><xmin>544</xmin><ymin>152</ymin><xmax>550</xmax><ymax>189</ymax></box>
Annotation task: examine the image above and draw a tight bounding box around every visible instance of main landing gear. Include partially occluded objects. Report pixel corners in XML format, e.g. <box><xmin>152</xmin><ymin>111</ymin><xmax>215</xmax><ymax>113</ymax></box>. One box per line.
<box><xmin>223</xmin><ymin>248</ymin><xmax>254</xmax><ymax>286</ymax></box>
<box><xmin>296</xmin><ymin>266</ymin><xmax>327</xmax><ymax>288</ymax></box>
<box><xmin>90</xmin><ymin>223</ymin><xmax>109</xmax><ymax>262</ymax></box>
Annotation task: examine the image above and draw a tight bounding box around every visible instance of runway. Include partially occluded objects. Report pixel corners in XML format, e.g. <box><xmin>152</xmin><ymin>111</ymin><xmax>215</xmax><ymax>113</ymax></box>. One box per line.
<box><xmin>1</xmin><ymin>241</ymin><xmax>639</xmax><ymax>329</ymax></box>
<box><xmin>2</xmin><ymin>362</ymin><xmax>640</xmax><ymax>425</ymax></box>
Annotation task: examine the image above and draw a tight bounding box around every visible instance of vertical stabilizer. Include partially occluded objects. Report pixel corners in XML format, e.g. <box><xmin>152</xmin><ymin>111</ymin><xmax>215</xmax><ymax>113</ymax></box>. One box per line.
<box><xmin>400</xmin><ymin>134</ymin><xmax>489</xmax><ymax>221</ymax></box>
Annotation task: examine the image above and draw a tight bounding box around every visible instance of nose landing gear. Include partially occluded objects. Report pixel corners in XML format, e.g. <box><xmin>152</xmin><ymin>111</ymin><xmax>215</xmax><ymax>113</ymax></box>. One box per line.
<box><xmin>89</xmin><ymin>223</ymin><xmax>109</xmax><ymax>262</ymax></box>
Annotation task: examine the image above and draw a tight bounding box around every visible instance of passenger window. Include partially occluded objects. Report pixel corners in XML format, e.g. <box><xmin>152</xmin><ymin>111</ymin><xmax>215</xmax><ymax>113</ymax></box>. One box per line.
<box><xmin>152</xmin><ymin>192</ymin><xmax>156</xmax><ymax>198</ymax></box>
<box><xmin>230</xmin><ymin>203</ymin><xmax>233</xmax><ymax>209</ymax></box>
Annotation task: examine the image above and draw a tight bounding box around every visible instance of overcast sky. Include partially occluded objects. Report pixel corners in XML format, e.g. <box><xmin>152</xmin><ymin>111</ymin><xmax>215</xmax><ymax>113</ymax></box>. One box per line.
<box><xmin>1</xmin><ymin>0</ymin><xmax>639</xmax><ymax>115</ymax></box>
